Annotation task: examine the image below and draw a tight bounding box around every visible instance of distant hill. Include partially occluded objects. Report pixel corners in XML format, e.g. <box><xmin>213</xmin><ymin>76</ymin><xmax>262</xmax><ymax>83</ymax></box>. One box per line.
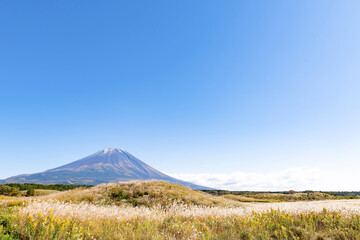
<box><xmin>0</xmin><ymin>148</ymin><xmax>210</xmax><ymax>190</ymax></box>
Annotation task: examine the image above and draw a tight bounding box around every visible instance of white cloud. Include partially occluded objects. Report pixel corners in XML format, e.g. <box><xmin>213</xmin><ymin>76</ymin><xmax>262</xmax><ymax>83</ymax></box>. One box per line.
<box><xmin>169</xmin><ymin>168</ymin><xmax>358</xmax><ymax>191</ymax></box>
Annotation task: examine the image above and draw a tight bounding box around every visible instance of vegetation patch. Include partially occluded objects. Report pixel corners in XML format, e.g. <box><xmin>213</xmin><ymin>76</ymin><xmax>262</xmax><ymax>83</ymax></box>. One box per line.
<box><xmin>1</xmin><ymin>205</ymin><xmax>360</xmax><ymax>239</ymax></box>
<box><xmin>204</xmin><ymin>189</ymin><xmax>360</xmax><ymax>202</ymax></box>
<box><xmin>2</xmin><ymin>183</ymin><xmax>91</xmax><ymax>192</ymax></box>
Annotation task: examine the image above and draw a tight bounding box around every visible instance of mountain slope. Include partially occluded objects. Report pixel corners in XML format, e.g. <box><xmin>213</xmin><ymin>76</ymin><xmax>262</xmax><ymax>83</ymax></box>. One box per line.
<box><xmin>0</xmin><ymin>148</ymin><xmax>210</xmax><ymax>189</ymax></box>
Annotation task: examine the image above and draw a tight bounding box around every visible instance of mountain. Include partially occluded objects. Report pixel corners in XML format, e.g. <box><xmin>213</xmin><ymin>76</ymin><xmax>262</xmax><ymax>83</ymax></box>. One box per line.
<box><xmin>0</xmin><ymin>148</ymin><xmax>210</xmax><ymax>190</ymax></box>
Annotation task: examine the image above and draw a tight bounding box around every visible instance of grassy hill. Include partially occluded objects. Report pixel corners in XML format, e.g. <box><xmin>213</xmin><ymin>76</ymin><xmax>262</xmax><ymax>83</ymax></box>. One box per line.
<box><xmin>41</xmin><ymin>180</ymin><xmax>239</xmax><ymax>207</ymax></box>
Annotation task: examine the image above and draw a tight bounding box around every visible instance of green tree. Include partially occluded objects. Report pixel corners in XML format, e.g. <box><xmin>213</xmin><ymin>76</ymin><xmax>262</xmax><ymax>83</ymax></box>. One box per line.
<box><xmin>26</xmin><ymin>188</ymin><xmax>36</xmax><ymax>197</ymax></box>
<box><xmin>0</xmin><ymin>186</ymin><xmax>19</xmax><ymax>196</ymax></box>
<box><xmin>0</xmin><ymin>185</ymin><xmax>12</xmax><ymax>195</ymax></box>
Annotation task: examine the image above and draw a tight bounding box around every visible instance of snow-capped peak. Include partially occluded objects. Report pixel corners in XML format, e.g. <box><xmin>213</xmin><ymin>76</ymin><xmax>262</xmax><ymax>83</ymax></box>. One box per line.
<box><xmin>102</xmin><ymin>148</ymin><xmax>125</xmax><ymax>154</ymax></box>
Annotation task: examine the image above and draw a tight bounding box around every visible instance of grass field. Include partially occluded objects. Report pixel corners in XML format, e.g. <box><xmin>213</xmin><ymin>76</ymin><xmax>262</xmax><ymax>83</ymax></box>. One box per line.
<box><xmin>1</xmin><ymin>181</ymin><xmax>360</xmax><ymax>239</ymax></box>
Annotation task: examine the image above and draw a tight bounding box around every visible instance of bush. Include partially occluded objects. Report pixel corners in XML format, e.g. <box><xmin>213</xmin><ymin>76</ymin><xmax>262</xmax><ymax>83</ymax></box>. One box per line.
<box><xmin>0</xmin><ymin>186</ymin><xmax>19</xmax><ymax>196</ymax></box>
<box><xmin>26</xmin><ymin>189</ymin><xmax>35</xmax><ymax>197</ymax></box>
<box><xmin>0</xmin><ymin>186</ymin><xmax>12</xmax><ymax>195</ymax></box>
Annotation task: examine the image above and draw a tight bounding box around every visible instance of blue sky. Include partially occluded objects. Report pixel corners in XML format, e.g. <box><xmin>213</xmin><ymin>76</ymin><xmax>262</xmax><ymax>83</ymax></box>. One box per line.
<box><xmin>1</xmin><ymin>1</ymin><xmax>360</xmax><ymax>190</ymax></box>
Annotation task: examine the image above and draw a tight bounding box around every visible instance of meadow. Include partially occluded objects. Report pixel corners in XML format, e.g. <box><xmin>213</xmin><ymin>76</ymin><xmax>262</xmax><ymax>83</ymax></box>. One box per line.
<box><xmin>1</xmin><ymin>181</ymin><xmax>360</xmax><ymax>239</ymax></box>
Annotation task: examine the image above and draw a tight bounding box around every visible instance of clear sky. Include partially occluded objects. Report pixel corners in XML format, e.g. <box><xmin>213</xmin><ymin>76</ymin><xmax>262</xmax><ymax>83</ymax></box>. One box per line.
<box><xmin>1</xmin><ymin>1</ymin><xmax>360</xmax><ymax>190</ymax></box>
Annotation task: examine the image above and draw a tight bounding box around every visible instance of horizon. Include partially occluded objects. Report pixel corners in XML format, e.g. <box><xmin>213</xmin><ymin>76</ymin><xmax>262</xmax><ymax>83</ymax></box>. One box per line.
<box><xmin>1</xmin><ymin>146</ymin><xmax>358</xmax><ymax>192</ymax></box>
<box><xmin>1</xmin><ymin>1</ymin><xmax>360</xmax><ymax>191</ymax></box>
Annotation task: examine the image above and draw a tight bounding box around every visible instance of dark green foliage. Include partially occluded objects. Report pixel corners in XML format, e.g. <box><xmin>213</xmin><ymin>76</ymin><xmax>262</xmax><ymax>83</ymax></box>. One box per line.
<box><xmin>0</xmin><ymin>186</ymin><xmax>12</xmax><ymax>196</ymax></box>
<box><xmin>323</xmin><ymin>191</ymin><xmax>360</xmax><ymax>197</ymax></box>
<box><xmin>1</xmin><ymin>183</ymin><xmax>91</xmax><ymax>192</ymax></box>
<box><xmin>25</xmin><ymin>189</ymin><xmax>35</xmax><ymax>197</ymax></box>
<box><xmin>203</xmin><ymin>190</ymin><xmax>360</xmax><ymax>199</ymax></box>
<box><xmin>0</xmin><ymin>186</ymin><xmax>19</xmax><ymax>196</ymax></box>
<box><xmin>109</xmin><ymin>188</ymin><xmax>149</xmax><ymax>201</ymax></box>
<box><xmin>110</xmin><ymin>189</ymin><xmax>127</xmax><ymax>200</ymax></box>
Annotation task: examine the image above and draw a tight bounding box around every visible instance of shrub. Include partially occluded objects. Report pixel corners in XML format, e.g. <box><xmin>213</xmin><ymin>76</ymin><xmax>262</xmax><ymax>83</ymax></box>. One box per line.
<box><xmin>0</xmin><ymin>186</ymin><xmax>19</xmax><ymax>196</ymax></box>
<box><xmin>26</xmin><ymin>189</ymin><xmax>35</xmax><ymax>197</ymax></box>
<box><xmin>0</xmin><ymin>186</ymin><xmax>12</xmax><ymax>196</ymax></box>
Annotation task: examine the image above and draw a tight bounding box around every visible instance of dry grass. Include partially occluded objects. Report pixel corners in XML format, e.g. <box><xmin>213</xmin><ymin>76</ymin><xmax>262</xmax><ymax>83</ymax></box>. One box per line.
<box><xmin>19</xmin><ymin>189</ymin><xmax>60</xmax><ymax>197</ymax></box>
<box><xmin>34</xmin><ymin>189</ymin><xmax>60</xmax><ymax>196</ymax></box>
<box><xmin>19</xmin><ymin>199</ymin><xmax>360</xmax><ymax>222</ymax></box>
<box><xmin>241</xmin><ymin>199</ymin><xmax>360</xmax><ymax>215</ymax></box>
<box><xmin>222</xmin><ymin>194</ymin><xmax>273</xmax><ymax>203</ymax></box>
<box><xmin>242</xmin><ymin>192</ymin><xmax>334</xmax><ymax>202</ymax></box>
<box><xmin>1</xmin><ymin>181</ymin><xmax>360</xmax><ymax>239</ymax></box>
<box><xmin>2</xmin><ymin>202</ymin><xmax>360</xmax><ymax>239</ymax></box>
<box><xmin>39</xmin><ymin>180</ymin><xmax>239</xmax><ymax>207</ymax></box>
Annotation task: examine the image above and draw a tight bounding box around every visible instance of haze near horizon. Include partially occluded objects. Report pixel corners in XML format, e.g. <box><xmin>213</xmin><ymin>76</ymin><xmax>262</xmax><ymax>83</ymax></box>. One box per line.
<box><xmin>1</xmin><ymin>1</ymin><xmax>360</xmax><ymax>191</ymax></box>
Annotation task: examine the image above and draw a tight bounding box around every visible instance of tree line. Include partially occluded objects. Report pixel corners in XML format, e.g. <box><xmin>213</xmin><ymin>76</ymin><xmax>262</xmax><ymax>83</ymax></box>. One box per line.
<box><xmin>0</xmin><ymin>183</ymin><xmax>91</xmax><ymax>196</ymax></box>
